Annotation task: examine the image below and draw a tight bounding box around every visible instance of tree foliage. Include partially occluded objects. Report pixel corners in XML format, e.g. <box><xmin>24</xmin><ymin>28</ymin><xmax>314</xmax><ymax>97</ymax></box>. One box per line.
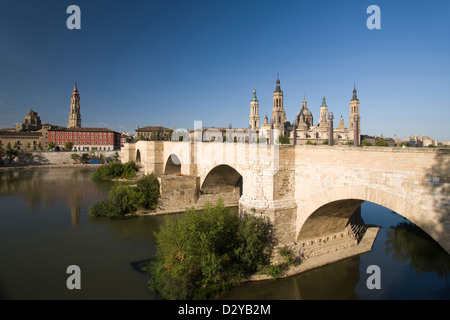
<box><xmin>148</xmin><ymin>200</ymin><xmax>272</xmax><ymax>300</ymax></box>
<box><xmin>91</xmin><ymin>161</ymin><xmax>139</xmax><ymax>181</ymax></box>
<box><xmin>278</xmin><ymin>134</ymin><xmax>290</xmax><ymax>145</ymax></box>
<box><xmin>89</xmin><ymin>173</ymin><xmax>160</xmax><ymax>218</ymax></box>
<box><xmin>375</xmin><ymin>139</ymin><xmax>388</xmax><ymax>147</ymax></box>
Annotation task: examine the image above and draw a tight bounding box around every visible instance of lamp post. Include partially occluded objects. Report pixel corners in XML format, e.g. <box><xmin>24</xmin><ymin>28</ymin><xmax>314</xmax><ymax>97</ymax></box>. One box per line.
<box><xmin>328</xmin><ymin>112</ymin><xmax>334</xmax><ymax>146</ymax></box>
<box><xmin>353</xmin><ymin>115</ymin><xmax>360</xmax><ymax>147</ymax></box>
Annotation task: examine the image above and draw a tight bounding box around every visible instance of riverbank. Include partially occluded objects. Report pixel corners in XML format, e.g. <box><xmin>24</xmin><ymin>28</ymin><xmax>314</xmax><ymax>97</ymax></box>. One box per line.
<box><xmin>249</xmin><ymin>226</ymin><xmax>381</xmax><ymax>281</ymax></box>
<box><xmin>0</xmin><ymin>163</ymin><xmax>102</xmax><ymax>171</ymax></box>
<box><xmin>134</xmin><ymin>202</ymin><xmax>239</xmax><ymax>216</ymax></box>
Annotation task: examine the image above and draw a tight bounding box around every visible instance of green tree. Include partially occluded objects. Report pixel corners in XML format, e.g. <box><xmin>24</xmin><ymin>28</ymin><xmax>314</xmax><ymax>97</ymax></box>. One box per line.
<box><xmin>89</xmin><ymin>173</ymin><xmax>160</xmax><ymax>218</ymax></box>
<box><xmin>47</xmin><ymin>141</ymin><xmax>55</xmax><ymax>150</ymax></box>
<box><xmin>135</xmin><ymin>173</ymin><xmax>160</xmax><ymax>210</ymax></box>
<box><xmin>38</xmin><ymin>142</ymin><xmax>43</xmax><ymax>150</ymax></box>
<box><xmin>375</xmin><ymin>139</ymin><xmax>388</xmax><ymax>147</ymax></box>
<box><xmin>80</xmin><ymin>153</ymin><xmax>90</xmax><ymax>164</ymax></box>
<box><xmin>148</xmin><ymin>200</ymin><xmax>271</xmax><ymax>300</ymax></box>
<box><xmin>65</xmin><ymin>141</ymin><xmax>74</xmax><ymax>150</ymax></box>
<box><xmin>321</xmin><ymin>139</ymin><xmax>329</xmax><ymax>145</ymax></box>
<box><xmin>361</xmin><ymin>139</ymin><xmax>372</xmax><ymax>146</ymax></box>
<box><xmin>71</xmin><ymin>153</ymin><xmax>80</xmax><ymax>163</ymax></box>
<box><xmin>0</xmin><ymin>147</ymin><xmax>5</xmax><ymax>163</ymax></box>
<box><xmin>278</xmin><ymin>134</ymin><xmax>290</xmax><ymax>144</ymax></box>
<box><xmin>306</xmin><ymin>140</ymin><xmax>314</xmax><ymax>145</ymax></box>
<box><xmin>6</xmin><ymin>149</ymin><xmax>17</xmax><ymax>161</ymax></box>
<box><xmin>6</xmin><ymin>142</ymin><xmax>12</xmax><ymax>150</ymax></box>
<box><xmin>26</xmin><ymin>142</ymin><xmax>31</xmax><ymax>149</ymax></box>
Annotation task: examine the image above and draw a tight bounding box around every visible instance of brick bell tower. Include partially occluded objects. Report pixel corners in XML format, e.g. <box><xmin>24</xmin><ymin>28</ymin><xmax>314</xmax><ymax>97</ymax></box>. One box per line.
<box><xmin>68</xmin><ymin>82</ymin><xmax>81</xmax><ymax>128</ymax></box>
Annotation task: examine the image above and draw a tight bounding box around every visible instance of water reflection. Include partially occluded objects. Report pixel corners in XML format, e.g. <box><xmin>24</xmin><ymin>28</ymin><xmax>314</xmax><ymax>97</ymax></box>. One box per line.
<box><xmin>0</xmin><ymin>168</ymin><xmax>111</xmax><ymax>227</ymax></box>
<box><xmin>386</xmin><ymin>221</ymin><xmax>450</xmax><ymax>280</ymax></box>
<box><xmin>1</xmin><ymin>169</ymin><xmax>449</xmax><ymax>299</ymax></box>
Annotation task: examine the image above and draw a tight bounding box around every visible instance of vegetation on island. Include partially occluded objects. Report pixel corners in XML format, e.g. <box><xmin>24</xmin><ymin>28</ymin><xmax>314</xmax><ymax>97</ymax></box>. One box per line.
<box><xmin>91</xmin><ymin>161</ymin><xmax>139</xmax><ymax>181</ymax></box>
<box><xmin>145</xmin><ymin>199</ymin><xmax>273</xmax><ymax>300</ymax></box>
<box><xmin>88</xmin><ymin>172</ymin><xmax>160</xmax><ymax>218</ymax></box>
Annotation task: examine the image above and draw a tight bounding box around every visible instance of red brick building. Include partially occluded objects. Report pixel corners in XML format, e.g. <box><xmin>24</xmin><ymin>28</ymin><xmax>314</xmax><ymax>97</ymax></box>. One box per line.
<box><xmin>48</xmin><ymin>127</ymin><xmax>121</xmax><ymax>151</ymax></box>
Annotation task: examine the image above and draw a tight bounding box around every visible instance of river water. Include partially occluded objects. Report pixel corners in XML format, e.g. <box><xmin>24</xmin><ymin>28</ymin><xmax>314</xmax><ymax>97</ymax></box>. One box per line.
<box><xmin>0</xmin><ymin>167</ymin><xmax>449</xmax><ymax>300</ymax></box>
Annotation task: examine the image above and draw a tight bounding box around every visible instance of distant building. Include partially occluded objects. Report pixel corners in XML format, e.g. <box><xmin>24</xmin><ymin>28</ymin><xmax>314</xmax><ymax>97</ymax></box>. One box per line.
<box><xmin>0</xmin><ymin>108</ymin><xmax>59</xmax><ymax>150</ymax></box>
<box><xmin>1</xmin><ymin>83</ymin><xmax>121</xmax><ymax>152</ymax></box>
<box><xmin>0</xmin><ymin>130</ymin><xmax>42</xmax><ymax>151</ymax></box>
<box><xmin>48</xmin><ymin>127</ymin><xmax>121</xmax><ymax>151</ymax></box>
<box><xmin>15</xmin><ymin>107</ymin><xmax>42</xmax><ymax>131</ymax></box>
<box><xmin>136</xmin><ymin>125</ymin><xmax>173</xmax><ymax>141</ymax></box>
<box><xmin>120</xmin><ymin>132</ymin><xmax>134</xmax><ymax>147</ymax></box>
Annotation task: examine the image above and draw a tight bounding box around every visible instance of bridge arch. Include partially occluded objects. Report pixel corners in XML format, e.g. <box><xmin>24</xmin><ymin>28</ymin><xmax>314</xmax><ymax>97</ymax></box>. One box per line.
<box><xmin>164</xmin><ymin>154</ymin><xmax>181</xmax><ymax>175</ymax></box>
<box><xmin>296</xmin><ymin>186</ymin><xmax>449</xmax><ymax>253</ymax></box>
<box><xmin>201</xmin><ymin>164</ymin><xmax>243</xmax><ymax>196</ymax></box>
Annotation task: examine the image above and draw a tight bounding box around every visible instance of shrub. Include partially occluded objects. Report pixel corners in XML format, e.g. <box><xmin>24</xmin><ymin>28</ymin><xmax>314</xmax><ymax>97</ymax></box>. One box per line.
<box><xmin>121</xmin><ymin>161</ymin><xmax>139</xmax><ymax>179</ymax></box>
<box><xmin>71</xmin><ymin>154</ymin><xmax>80</xmax><ymax>163</ymax></box>
<box><xmin>89</xmin><ymin>173</ymin><xmax>160</xmax><ymax>218</ymax></box>
<box><xmin>91</xmin><ymin>161</ymin><xmax>138</xmax><ymax>181</ymax></box>
<box><xmin>278</xmin><ymin>134</ymin><xmax>290</xmax><ymax>144</ymax></box>
<box><xmin>147</xmin><ymin>200</ymin><xmax>271</xmax><ymax>300</ymax></box>
<box><xmin>375</xmin><ymin>139</ymin><xmax>388</xmax><ymax>147</ymax></box>
<box><xmin>135</xmin><ymin>173</ymin><xmax>160</xmax><ymax>210</ymax></box>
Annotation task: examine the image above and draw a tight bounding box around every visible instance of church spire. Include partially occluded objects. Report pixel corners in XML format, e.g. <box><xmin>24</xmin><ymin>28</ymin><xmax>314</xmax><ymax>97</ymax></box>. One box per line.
<box><xmin>252</xmin><ymin>88</ymin><xmax>258</xmax><ymax>102</ymax></box>
<box><xmin>352</xmin><ymin>84</ymin><xmax>358</xmax><ymax>101</ymax></box>
<box><xmin>274</xmin><ymin>73</ymin><xmax>281</xmax><ymax>92</ymax></box>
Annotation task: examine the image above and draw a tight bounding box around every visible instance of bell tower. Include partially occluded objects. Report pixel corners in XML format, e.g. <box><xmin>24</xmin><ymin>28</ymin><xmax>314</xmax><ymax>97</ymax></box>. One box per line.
<box><xmin>68</xmin><ymin>82</ymin><xmax>81</xmax><ymax>128</ymax></box>
<box><xmin>271</xmin><ymin>74</ymin><xmax>286</xmax><ymax>134</ymax></box>
<box><xmin>349</xmin><ymin>84</ymin><xmax>360</xmax><ymax>142</ymax></box>
<box><xmin>249</xmin><ymin>88</ymin><xmax>260</xmax><ymax>130</ymax></box>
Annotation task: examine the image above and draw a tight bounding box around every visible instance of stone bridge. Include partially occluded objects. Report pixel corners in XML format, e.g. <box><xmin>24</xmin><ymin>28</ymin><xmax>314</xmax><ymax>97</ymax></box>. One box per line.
<box><xmin>121</xmin><ymin>141</ymin><xmax>450</xmax><ymax>261</ymax></box>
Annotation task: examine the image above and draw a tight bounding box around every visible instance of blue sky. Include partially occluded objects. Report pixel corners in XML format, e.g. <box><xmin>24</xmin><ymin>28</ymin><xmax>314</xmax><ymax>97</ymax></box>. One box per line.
<box><xmin>0</xmin><ymin>0</ymin><xmax>449</xmax><ymax>141</ymax></box>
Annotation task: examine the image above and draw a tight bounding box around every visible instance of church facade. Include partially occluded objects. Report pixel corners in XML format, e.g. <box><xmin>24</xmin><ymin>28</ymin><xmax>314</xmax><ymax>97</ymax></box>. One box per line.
<box><xmin>250</xmin><ymin>76</ymin><xmax>360</xmax><ymax>145</ymax></box>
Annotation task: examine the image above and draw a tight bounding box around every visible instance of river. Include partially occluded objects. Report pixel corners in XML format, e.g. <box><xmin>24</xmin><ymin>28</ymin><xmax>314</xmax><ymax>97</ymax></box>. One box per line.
<box><xmin>0</xmin><ymin>167</ymin><xmax>449</xmax><ymax>300</ymax></box>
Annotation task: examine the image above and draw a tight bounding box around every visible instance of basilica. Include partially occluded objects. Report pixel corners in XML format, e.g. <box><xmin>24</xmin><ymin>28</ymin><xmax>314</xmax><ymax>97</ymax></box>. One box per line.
<box><xmin>250</xmin><ymin>75</ymin><xmax>361</xmax><ymax>145</ymax></box>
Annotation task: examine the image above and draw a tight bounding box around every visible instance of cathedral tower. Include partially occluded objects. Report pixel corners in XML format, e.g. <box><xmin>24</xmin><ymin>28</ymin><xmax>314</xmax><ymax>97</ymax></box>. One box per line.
<box><xmin>249</xmin><ymin>88</ymin><xmax>260</xmax><ymax>130</ymax></box>
<box><xmin>271</xmin><ymin>75</ymin><xmax>286</xmax><ymax>134</ymax></box>
<box><xmin>68</xmin><ymin>82</ymin><xmax>81</xmax><ymax>128</ymax></box>
<box><xmin>318</xmin><ymin>96</ymin><xmax>329</xmax><ymax>128</ymax></box>
<box><xmin>349</xmin><ymin>85</ymin><xmax>360</xmax><ymax>141</ymax></box>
